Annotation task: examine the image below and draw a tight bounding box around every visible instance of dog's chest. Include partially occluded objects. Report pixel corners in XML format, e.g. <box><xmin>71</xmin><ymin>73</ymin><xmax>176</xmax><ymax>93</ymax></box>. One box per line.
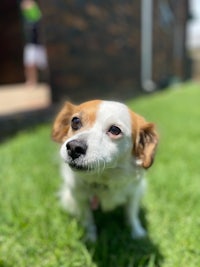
<box><xmin>88</xmin><ymin>181</ymin><xmax>132</xmax><ymax>211</ymax></box>
<box><xmin>80</xmin><ymin>168</ymin><xmax>143</xmax><ymax>211</ymax></box>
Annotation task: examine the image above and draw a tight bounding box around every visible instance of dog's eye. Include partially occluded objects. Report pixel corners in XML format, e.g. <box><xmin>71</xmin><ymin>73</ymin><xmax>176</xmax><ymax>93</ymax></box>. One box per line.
<box><xmin>108</xmin><ymin>125</ymin><xmax>122</xmax><ymax>136</ymax></box>
<box><xmin>71</xmin><ymin>117</ymin><xmax>82</xmax><ymax>130</ymax></box>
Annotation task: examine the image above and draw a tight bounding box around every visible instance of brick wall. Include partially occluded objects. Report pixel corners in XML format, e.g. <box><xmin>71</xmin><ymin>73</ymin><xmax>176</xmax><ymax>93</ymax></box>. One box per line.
<box><xmin>39</xmin><ymin>0</ymin><xmax>190</xmax><ymax>102</ymax></box>
<box><xmin>39</xmin><ymin>0</ymin><xmax>141</xmax><ymax>102</ymax></box>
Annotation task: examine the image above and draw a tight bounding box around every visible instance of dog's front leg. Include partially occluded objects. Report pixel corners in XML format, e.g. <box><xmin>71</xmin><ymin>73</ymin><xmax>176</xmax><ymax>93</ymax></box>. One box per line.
<box><xmin>81</xmin><ymin>205</ymin><xmax>97</xmax><ymax>242</ymax></box>
<box><xmin>60</xmin><ymin>186</ymin><xmax>97</xmax><ymax>242</ymax></box>
<box><xmin>126</xmin><ymin>180</ymin><xmax>146</xmax><ymax>239</ymax></box>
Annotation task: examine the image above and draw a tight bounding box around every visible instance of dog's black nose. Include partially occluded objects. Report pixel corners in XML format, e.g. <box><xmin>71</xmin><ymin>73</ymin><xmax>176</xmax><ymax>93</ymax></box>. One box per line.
<box><xmin>66</xmin><ymin>140</ymin><xmax>87</xmax><ymax>160</ymax></box>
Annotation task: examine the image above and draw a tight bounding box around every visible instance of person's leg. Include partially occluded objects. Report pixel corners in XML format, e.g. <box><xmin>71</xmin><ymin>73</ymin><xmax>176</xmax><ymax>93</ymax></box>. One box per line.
<box><xmin>24</xmin><ymin>64</ymin><xmax>38</xmax><ymax>85</ymax></box>
<box><xmin>23</xmin><ymin>44</ymin><xmax>38</xmax><ymax>85</ymax></box>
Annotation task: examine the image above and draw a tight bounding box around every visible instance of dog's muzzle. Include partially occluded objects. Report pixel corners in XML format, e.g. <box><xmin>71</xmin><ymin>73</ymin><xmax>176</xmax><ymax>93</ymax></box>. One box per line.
<box><xmin>66</xmin><ymin>139</ymin><xmax>88</xmax><ymax>170</ymax></box>
<box><xmin>66</xmin><ymin>139</ymin><xmax>87</xmax><ymax>160</ymax></box>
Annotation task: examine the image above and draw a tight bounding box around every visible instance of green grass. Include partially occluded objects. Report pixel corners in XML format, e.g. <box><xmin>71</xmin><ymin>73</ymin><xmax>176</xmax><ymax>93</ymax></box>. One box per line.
<box><xmin>0</xmin><ymin>82</ymin><xmax>200</xmax><ymax>267</ymax></box>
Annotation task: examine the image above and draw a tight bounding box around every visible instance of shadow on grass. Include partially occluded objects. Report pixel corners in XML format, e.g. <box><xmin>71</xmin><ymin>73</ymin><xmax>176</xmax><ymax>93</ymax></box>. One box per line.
<box><xmin>87</xmin><ymin>207</ymin><xmax>163</xmax><ymax>267</ymax></box>
<box><xmin>0</xmin><ymin>260</ymin><xmax>11</xmax><ymax>267</ymax></box>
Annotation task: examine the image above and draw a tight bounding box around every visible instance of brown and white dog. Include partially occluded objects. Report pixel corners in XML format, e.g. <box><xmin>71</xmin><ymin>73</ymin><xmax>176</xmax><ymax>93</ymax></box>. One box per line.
<box><xmin>52</xmin><ymin>100</ymin><xmax>158</xmax><ymax>241</ymax></box>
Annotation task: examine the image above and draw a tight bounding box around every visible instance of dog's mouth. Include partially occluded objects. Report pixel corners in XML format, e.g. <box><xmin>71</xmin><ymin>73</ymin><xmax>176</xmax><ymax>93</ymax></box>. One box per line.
<box><xmin>68</xmin><ymin>162</ymin><xmax>94</xmax><ymax>171</ymax></box>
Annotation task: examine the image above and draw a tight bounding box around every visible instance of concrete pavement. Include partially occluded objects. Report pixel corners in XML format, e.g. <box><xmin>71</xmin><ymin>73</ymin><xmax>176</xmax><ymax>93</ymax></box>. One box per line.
<box><xmin>0</xmin><ymin>83</ymin><xmax>51</xmax><ymax>116</ymax></box>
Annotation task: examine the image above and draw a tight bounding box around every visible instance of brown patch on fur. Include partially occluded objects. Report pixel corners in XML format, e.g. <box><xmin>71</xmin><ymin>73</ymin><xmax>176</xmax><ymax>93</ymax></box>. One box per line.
<box><xmin>129</xmin><ymin>110</ymin><xmax>159</xmax><ymax>169</ymax></box>
<box><xmin>52</xmin><ymin>100</ymin><xmax>102</xmax><ymax>143</ymax></box>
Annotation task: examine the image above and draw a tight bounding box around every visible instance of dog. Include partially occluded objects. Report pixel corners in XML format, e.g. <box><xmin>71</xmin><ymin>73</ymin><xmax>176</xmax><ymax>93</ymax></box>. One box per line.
<box><xmin>52</xmin><ymin>100</ymin><xmax>158</xmax><ymax>241</ymax></box>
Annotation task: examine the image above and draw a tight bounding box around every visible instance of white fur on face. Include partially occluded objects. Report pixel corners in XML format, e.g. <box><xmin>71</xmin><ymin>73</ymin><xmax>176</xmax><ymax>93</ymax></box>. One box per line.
<box><xmin>60</xmin><ymin>101</ymin><xmax>134</xmax><ymax>172</ymax></box>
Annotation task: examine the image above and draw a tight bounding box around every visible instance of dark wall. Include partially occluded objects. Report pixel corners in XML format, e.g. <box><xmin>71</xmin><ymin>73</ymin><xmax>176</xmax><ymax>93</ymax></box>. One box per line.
<box><xmin>0</xmin><ymin>0</ymin><xmax>24</xmax><ymax>84</ymax></box>
<box><xmin>40</xmin><ymin>0</ymin><xmax>141</xmax><ymax>102</ymax></box>
<box><xmin>152</xmin><ymin>0</ymin><xmax>189</xmax><ymax>88</ymax></box>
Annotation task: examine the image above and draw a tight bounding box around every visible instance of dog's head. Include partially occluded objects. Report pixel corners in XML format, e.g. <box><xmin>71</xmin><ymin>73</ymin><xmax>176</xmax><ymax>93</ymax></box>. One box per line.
<box><xmin>52</xmin><ymin>100</ymin><xmax>158</xmax><ymax>171</ymax></box>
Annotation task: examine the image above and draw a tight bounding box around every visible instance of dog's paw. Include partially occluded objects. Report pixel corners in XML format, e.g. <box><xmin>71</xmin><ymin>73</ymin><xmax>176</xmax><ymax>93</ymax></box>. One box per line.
<box><xmin>131</xmin><ymin>225</ymin><xmax>147</xmax><ymax>239</ymax></box>
<box><xmin>84</xmin><ymin>225</ymin><xmax>97</xmax><ymax>243</ymax></box>
<box><xmin>85</xmin><ymin>232</ymin><xmax>97</xmax><ymax>243</ymax></box>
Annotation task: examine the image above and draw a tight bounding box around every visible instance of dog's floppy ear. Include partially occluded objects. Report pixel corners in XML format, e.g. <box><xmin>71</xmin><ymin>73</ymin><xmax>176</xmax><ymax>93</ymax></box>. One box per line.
<box><xmin>52</xmin><ymin>102</ymin><xmax>75</xmax><ymax>143</ymax></box>
<box><xmin>130</xmin><ymin>111</ymin><xmax>159</xmax><ymax>169</ymax></box>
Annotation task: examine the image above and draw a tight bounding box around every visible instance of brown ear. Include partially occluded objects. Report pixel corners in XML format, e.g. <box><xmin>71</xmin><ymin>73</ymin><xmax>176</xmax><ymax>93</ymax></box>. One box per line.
<box><xmin>130</xmin><ymin>111</ymin><xmax>159</xmax><ymax>169</ymax></box>
<box><xmin>135</xmin><ymin>122</ymin><xmax>158</xmax><ymax>168</ymax></box>
<box><xmin>52</xmin><ymin>102</ymin><xmax>75</xmax><ymax>143</ymax></box>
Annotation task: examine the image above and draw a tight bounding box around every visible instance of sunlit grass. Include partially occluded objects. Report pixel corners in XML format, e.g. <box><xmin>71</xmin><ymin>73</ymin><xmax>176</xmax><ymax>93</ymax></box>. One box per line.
<box><xmin>0</xmin><ymin>82</ymin><xmax>200</xmax><ymax>266</ymax></box>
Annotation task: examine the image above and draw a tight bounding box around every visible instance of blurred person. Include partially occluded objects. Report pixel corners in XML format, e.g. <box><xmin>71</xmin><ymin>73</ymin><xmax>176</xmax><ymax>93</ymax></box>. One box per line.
<box><xmin>20</xmin><ymin>0</ymin><xmax>47</xmax><ymax>86</ymax></box>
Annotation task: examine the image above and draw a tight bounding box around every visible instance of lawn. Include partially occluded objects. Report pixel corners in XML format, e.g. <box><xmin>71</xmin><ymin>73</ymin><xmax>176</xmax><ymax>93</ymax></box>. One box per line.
<box><xmin>0</xmin><ymin>82</ymin><xmax>200</xmax><ymax>267</ymax></box>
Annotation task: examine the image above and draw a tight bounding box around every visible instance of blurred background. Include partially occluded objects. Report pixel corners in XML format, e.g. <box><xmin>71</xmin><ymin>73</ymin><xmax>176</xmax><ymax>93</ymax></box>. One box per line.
<box><xmin>0</xmin><ymin>0</ymin><xmax>199</xmax><ymax>137</ymax></box>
